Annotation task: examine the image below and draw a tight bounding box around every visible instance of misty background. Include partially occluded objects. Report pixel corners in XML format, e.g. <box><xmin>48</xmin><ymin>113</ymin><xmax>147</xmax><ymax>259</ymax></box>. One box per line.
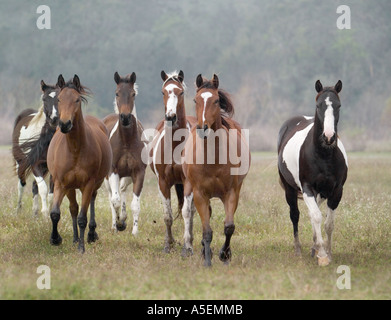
<box><xmin>0</xmin><ymin>0</ymin><xmax>390</xmax><ymax>151</ymax></box>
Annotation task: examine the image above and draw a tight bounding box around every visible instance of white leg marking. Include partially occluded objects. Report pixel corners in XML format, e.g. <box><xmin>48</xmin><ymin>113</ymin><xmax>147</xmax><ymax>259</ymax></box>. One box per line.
<box><xmin>182</xmin><ymin>193</ymin><xmax>194</xmax><ymax>251</ymax></box>
<box><xmin>119</xmin><ymin>177</ymin><xmax>130</xmax><ymax>224</ymax></box>
<box><xmin>108</xmin><ymin>173</ymin><xmax>121</xmax><ymax>209</ymax></box>
<box><xmin>17</xmin><ymin>180</ymin><xmax>24</xmax><ymax>210</ymax></box>
<box><xmin>34</xmin><ymin>175</ymin><xmax>48</xmax><ymax>217</ymax></box>
<box><xmin>105</xmin><ymin>178</ymin><xmax>118</xmax><ymax>231</ymax></box>
<box><xmin>131</xmin><ymin>193</ymin><xmax>141</xmax><ymax>235</ymax></box>
<box><xmin>303</xmin><ymin>193</ymin><xmax>327</xmax><ymax>259</ymax></box>
<box><xmin>32</xmin><ymin>194</ymin><xmax>39</xmax><ymax>216</ymax></box>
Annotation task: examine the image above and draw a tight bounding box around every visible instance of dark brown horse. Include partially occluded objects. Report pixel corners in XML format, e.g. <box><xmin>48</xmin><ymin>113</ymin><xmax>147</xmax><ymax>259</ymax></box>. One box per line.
<box><xmin>47</xmin><ymin>74</ymin><xmax>112</xmax><ymax>253</ymax></box>
<box><xmin>182</xmin><ymin>74</ymin><xmax>251</xmax><ymax>266</ymax></box>
<box><xmin>103</xmin><ymin>71</ymin><xmax>146</xmax><ymax>234</ymax></box>
<box><xmin>12</xmin><ymin>80</ymin><xmax>59</xmax><ymax>217</ymax></box>
<box><xmin>149</xmin><ymin>70</ymin><xmax>197</xmax><ymax>254</ymax></box>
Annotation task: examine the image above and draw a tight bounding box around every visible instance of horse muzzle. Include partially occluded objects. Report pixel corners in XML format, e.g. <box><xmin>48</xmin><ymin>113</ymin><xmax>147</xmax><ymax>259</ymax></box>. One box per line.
<box><xmin>165</xmin><ymin>114</ymin><xmax>177</xmax><ymax>127</ymax></box>
<box><xmin>59</xmin><ymin>120</ymin><xmax>73</xmax><ymax>134</ymax></box>
<box><xmin>120</xmin><ymin>113</ymin><xmax>132</xmax><ymax>127</ymax></box>
<box><xmin>322</xmin><ymin>132</ymin><xmax>337</xmax><ymax>147</ymax></box>
<box><xmin>196</xmin><ymin>124</ymin><xmax>210</xmax><ymax>139</ymax></box>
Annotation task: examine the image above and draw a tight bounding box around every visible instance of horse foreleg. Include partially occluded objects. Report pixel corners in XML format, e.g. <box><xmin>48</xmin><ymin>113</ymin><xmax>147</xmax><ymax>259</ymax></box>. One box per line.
<box><xmin>32</xmin><ymin>180</ymin><xmax>39</xmax><ymax>216</ymax></box>
<box><xmin>104</xmin><ymin>178</ymin><xmax>118</xmax><ymax>232</ymax></box>
<box><xmin>17</xmin><ymin>179</ymin><xmax>25</xmax><ymax>213</ymax></box>
<box><xmin>181</xmin><ymin>180</ymin><xmax>194</xmax><ymax>257</ymax></box>
<box><xmin>158</xmin><ymin>180</ymin><xmax>175</xmax><ymax>253</ymax></box>
<box><xmin>87</xmin><ymin>190</ymin><xmax>99</xmax><ymax>244</ymax></box>
<box><xmin>131</xmin><ymin>173</ymin><xmax>144</xmax><ymax>236</ymax></box>
<box><xmin>194</xmin><ymin>190</ymin><xmax>213</xmax><ymax>267</ymax></box>
<box><xmin>219</xmin><ymin>189</ymin><xmax>239</xmax><ymax>264</ymax></box>
<box><xmin>78</xmin><ymin>183</ymin><xmax>95</xmax><ymax>253</ymax></box>
<box><xmin>67</xmin><ymin>189</ymin><xmax>79</xmax><ymax>243</ymax></box>
<box><xmin>303</xmin><ymin>191</ymin><xmax>329</xmax><ymax>266</ymax></box>
<box><xmin>50</xmin><ymin>184</ymin><xmax>66</xmax><ymax>246</ymax></box>
<box><xmin>118</xmin><ymin>177</ymin><xmax>131</xmax><ymax>232</ymax></box>
<box><xmin>33</xmin><ymin>175</ymin><xmax>49</xmax><ymax>217</ymax></box>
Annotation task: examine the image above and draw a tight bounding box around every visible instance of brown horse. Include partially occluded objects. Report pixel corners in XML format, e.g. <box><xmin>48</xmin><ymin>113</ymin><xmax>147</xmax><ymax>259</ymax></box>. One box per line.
<box><xmin>182</xmin><ymin>74</ymin><xmax>251</xmax><ymax>266</ymax></box>
<box><xmin>12</xmin><ymin>80</ymin><xmax>59</xmax><ymax>217</ymax></box>
<box><xmin>47</xmin><ymin>74</ymin><xmax>112</xmax><ymax>253</ymax></box>
<box><xmin>103</xmin><ymin>71</ymin><xmax>146</xmax><ymax>234</ymax></box>
<box><xmin>149</xmin><ymin>70</ymin><xmax>197</xmax><ymax>254</ymax></box>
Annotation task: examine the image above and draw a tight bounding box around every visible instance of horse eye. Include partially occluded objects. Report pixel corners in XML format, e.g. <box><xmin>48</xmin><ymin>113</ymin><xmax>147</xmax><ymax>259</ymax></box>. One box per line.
<box><xmin>115</xmin><ymin>93</ymin><xmax>119</xmax><ymax>97</ymax></box>
<box><xmin>75</xmin><ymin>98</ymin><xmax>80</xmax><ymax>103</ymax></box>
<box><xmin>193</xmin><ymin>99</ymin><xmax>196</xmax><ymax>103</ymax></box>
<box><xmin>162</xmin><ymin>91</ymin><xmax>165</xmax><ymax>96</ymax></box>
<box><xmin>215</xmin><ymin>99</ymin><xmax>219</xmax><ymax>104</ymax></box>
<box><xmin>180</xmin><ymin>92</ymin><xmax>184</xmax><ymax>96</ymax></box>
<box><xmin>132</xmin><ymin>93</ymin><xmax>136</xmax><ymax>97</ymax></box>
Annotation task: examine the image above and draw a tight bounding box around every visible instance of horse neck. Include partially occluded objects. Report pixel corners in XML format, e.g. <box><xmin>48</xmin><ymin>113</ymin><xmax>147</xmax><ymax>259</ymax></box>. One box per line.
<box><xmin>66</xmin><ymin>110</ymin><xmax>87</xmax><ymax>152</ymax></box>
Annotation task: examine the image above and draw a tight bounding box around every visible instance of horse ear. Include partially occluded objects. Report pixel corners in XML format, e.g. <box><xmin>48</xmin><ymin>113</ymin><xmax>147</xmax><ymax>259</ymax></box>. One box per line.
<box><xmin>315</xmin><ymin>80</ymin><xmax>323</xmax><ymax>93</ymax></box>
<box><xmin>161</xmin><ymin>70</ymin><xmax>168</xmax><ymax>82</ymax></box>
<box><xmin>335</xmin><ymin>80</ymin><xmax>342</xmax><ymax>93</ymax></box>
<box><xmin>40</xmin><ymin>80</ymin><xmax>48</xmax><ymax>92</ymax></box>
<box><xmin>196</xmin><ymin>74</ymin><xmax>203</xmax><ymax>88</ymax></box>
<box><xmin>212</xmin><ymin>74</ymin><xmax>219</xmax><ymax>89</ymax></box>
<box><xmin>73</xmin><ymin>74</ymin><xmax>81</xmax><ymax>90</ymax></box>
<box><xmin>178</xmin><ymin>70</ymin><xmax>184</xmax><ymax>83</ymax></box>
<box><xmin>129</xmin><ymin>72</ymin><xmax>136</xmax><ymax>84</ymax></box>
<box><xmin>114</xmin><ymin>71</ymin><xmax>120</xmax><ymax>84</ymax></box>
<box><xmin>57</xmin><ymin>74</ymin><xmax>65</xmax><ymax>89</ymax></box>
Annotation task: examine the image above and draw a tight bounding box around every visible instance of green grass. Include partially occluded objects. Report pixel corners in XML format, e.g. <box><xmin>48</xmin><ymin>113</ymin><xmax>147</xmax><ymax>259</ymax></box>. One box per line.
<box><xmin>0</xmin><ymin>148</ymin><xmax>390</xmax><ymax>299</ymax></box>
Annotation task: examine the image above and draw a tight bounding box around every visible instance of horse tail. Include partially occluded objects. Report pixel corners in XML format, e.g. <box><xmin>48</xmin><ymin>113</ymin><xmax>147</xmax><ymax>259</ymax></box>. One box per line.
<box><xmin>174</xmin><ymin>183</ymin><xmax>184</xmax><ymax>220</ymax></box>
<box><xmin>18</xmin><ymin>124</ymin><xmax>55</xmax><ymax>177</ymax></box>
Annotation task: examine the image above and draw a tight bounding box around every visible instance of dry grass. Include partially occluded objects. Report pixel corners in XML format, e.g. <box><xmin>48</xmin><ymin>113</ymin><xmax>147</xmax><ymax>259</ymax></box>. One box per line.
<box><xmin>0</xmin><ymin>146</ymin><xmax>390</xmax><ymax>300</ymax></box>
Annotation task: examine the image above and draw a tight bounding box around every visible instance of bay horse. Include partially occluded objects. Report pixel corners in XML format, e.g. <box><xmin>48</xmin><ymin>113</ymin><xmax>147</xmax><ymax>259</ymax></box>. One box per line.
<box><xmin>103</xmin><ymin>71</ymin><xmax>146</xmax><ymax>234</ymax></box>
<box><xmin>182</xmin><ymin>74</ymin><xmax>251</xmax><ymax>266</ymax></box>
<box><xmin>12</xmin><ymin>80</ymin><xmax>59</xmax><ymax>217</ymax></box>
<box><xmin>47</xmin><ymin>74</ymin><xmax>112</xmax><ymax>253</ymax></box>
<box><xmin>277</xmin><ymin>80</ymin><xmax>348</xmax><ymax>266</ymax></box>
<box><xmin>149</xmin><ymin>70</ymin><xmax>197</xmax><ymax>254</ymax></box>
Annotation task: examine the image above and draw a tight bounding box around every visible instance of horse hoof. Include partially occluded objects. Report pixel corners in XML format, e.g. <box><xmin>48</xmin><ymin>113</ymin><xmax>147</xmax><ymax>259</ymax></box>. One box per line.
<box><xmin>87</xmin><ymin>231</ymin><xmax>99</xmax><ymax>243</ymax></box>
<box><xmin>116</xmin><ymin>221</ymin><xmax>127</xmax><ymax>232</ymax></box>
<box><xmin>219</xmin><ymin>248</ymin><xmax>231</xmax><ymax>263</ymax></box>
<box><xmin>181</xmin><ymin>246</ymin><xmax>194</xmax><ymax>258</ymax></box>
<box><xmin>203</xmin><ymin>260</ymin><xmax>212</xmax><ymax>267</ymax></box>
<box><xmin>317</xmin><ymin>255</ymin><xmax>330</xmax><ymax>267</ymax></box>
<box><xmin>50</xmin><ymin>235</ymin><xmax>62</xmax><ymax>246</ymax></box>
<box><xmin>78</xmin><ymin>244</ymin><xmax>85</xmax><ymax>254</ymax></box>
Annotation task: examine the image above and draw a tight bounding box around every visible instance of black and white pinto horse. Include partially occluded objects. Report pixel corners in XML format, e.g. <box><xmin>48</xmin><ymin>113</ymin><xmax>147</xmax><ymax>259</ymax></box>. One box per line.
<box><xmin>278</xmin><ymin>80</ymin><xmax>348</xmax><ymax>266</ymax></box>
<box><xmin>12</xmin><ymin>80</ymin><xmax>59</xmax><ymax>217</ymax></box>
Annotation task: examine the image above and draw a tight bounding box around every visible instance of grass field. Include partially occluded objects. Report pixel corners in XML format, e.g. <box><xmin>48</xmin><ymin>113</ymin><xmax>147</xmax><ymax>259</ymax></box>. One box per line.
<box><xmin>0</xmin><ymin>147</ymin><xmax>390</xmax><ymax>300</ymax></box>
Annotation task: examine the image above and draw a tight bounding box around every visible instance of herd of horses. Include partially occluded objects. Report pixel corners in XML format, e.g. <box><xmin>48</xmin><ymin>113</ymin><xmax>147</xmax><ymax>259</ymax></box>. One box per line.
<box><xmin>11</xmin><ymin>71</ymin><xmax>348</xmax><ymax>267</ymax></box>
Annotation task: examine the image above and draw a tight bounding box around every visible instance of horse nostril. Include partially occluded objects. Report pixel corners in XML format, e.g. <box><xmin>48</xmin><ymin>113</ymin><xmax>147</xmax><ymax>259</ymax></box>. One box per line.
<box><xmin>203</xmin><ymin>124</ymin><xmax>208</xmax><ymax>131</ymax></box>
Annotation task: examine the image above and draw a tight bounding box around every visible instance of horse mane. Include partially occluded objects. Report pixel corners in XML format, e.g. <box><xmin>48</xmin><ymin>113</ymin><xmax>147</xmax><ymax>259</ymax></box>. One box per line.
<box><xmin>163</xmin><ymin>71</ymin><xmax>187</xmax><ymax>91</ymax></box>
<box><xmin>29</xmin><ymin>105</ymin><xmax>45</xmax><ymax>127</ymax></box>
<box><xmin>315</xmin><ymin>87</ymin><xmax>340</xmax><ymax>101</ymax></box>
<box><xmin>63</xmin><ymin>80</ymin><xmax>92</xmax><ymax>104</ymax></box>
<box><xmin>197</xmin><ymin>79</ymin><xmax>235</xmax><ymax>126</ymax></box>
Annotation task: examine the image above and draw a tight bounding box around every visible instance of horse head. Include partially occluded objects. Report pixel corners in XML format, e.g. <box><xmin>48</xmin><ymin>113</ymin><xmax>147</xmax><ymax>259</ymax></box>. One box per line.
<box><xmin>114</xmin><ymin>71</ymin><xmax>137</xmax><ymax>127</ymax></box>
<box><xmin>161</xmin><ymin>70</ymin><xmax>185</xmax><ymax>128</ymax></box>
<box><xmin>40</xmin><ymin>80</ymin><xmax>60</xmax><ymax>128</ymax></box>
<box><xmin>315</xmin><ymin>80</ymin><xmax>343</xmax><ymax>148</ymax></box>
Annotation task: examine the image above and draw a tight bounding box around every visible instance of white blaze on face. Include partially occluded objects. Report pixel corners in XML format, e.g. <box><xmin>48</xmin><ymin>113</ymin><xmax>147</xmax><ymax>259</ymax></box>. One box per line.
<box><xmin>201</xmin><ymin>92</ymin><xmax>213</xmax><ymax>124</ymax></box>
<box><xmin>165</xmin><ymin>83</ymin><xmax>180</xmax><ymax>118</ymax></box>
<box><xmin>51</xmin><ymin>105</ymin><xmax>57</xmax><ymax>120</ymax></box>
<box><xmin>323</xmin><ymin>97</ymin><xmax>335</xmax><ymax>140</ymax></box>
